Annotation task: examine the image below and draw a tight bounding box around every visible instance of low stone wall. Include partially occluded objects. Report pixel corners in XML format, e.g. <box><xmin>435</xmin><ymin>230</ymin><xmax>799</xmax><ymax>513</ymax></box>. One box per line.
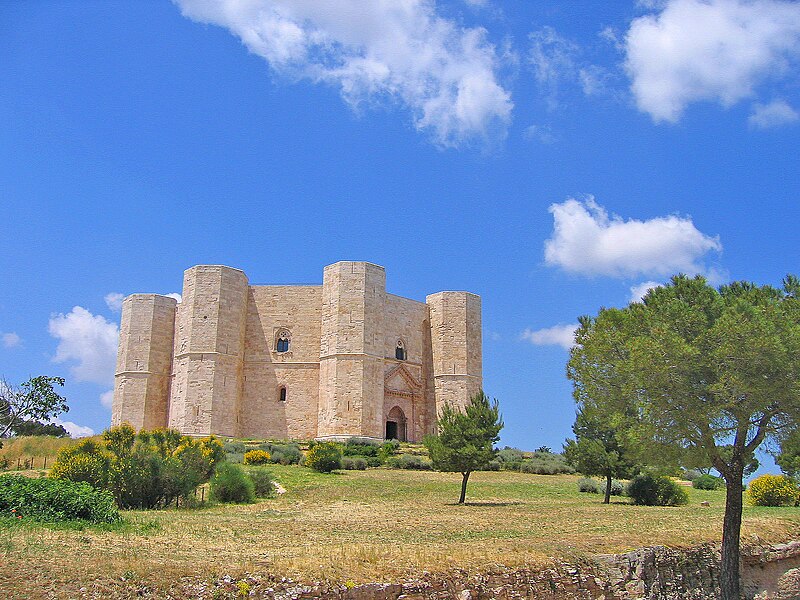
<box><xmin>218</xmin><ymin>541</ymin><xmax>800</xmax><ymax>600</ymax></box>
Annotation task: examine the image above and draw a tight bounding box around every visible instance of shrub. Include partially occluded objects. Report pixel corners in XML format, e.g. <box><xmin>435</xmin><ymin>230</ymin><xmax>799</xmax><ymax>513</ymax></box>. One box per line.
<box><xmin>693</xmin><ymin>474</ymin><xmax>724</xmax><ymax>490</ymax></box>
<box><xmin>377</xmin><ymin>440</ymin><xmax>400</xmax><ymax>463</ymax></box>
<box><xmin>483</xmin><ymin>460</ymin><xmax>501</xmax><ymax>471</ymax></box>
<box><xmin>497</xmin><ymin>447</ymin><xmax>525</xmax><ymax>467</ymax></box>
<box><xmin>748</xmin><ymin>474</ymin><xmax>799</xmax><ymax>507</ymax></box>
<box><xmin>343</xmin><ymin>439</ymin><xmax>380</xmax><ymax>458</ymax></box>
<box><xmin>0</xmin><ymin>475</ymin><xmax>120</xmax><ymax>523</ymax></box>
<box><xmin>578</xmin><ymin>477</ymin><xmax>600</xmax><ymax>493</ymax></box>
<box><xmin>340</xmin><ymin>457</ymin><xmax>367</xmax><ymax>470</ymax></box>
<box><xmin>682</xmin><ymin>469</ymin><xmax>702</xmax><ymax>482</ymax></box>
<box><xmin>387</xmin><ymin>454</ymin><xmax>432</xmax><ymax>470</ymax></box>
<box><xmin>610</xmin><ymin>479</ymin><xmax>624</xmax><ymax>496</ymax></box>
<box><xmin>517</xmin><ymin>454</ymin><xmax>575</xmax><ymax>475</ymax></box>
<box><xmin>50</xmin><ymin>424</ymin><xmax>223</xmax><ymax>509</ymax></box>
<box><xmin>243</xmin><ymin>450</ymin><xmax>271</xmax><ymax>466</ymax></box>
<box><xmin>210</xmin><ymin>463</ymin><xmax>255</xmax><ymax>503</ymax></box>
<box><xmin>626</xmin><ymin>473</ymin><xmax>689</xmax><ymax>506</ymax></box>
<box><xmin>257</xmin><ymin>442</ymin><xmax>302</xmax><ymax>465</ymax></box>
<box><xmin>223</xmin><ymin>441</ymin><xmax>246</xmax><ymax>455</ymax></box>
<box><xmin>305</xmin><ymin>442</ymin><xmax>342</xmax><ymax>473</ymax></box>
<box><xmin>245</xmin><ymin>467</ymin><xmax>276</xmax><ymax>498</ymax></box>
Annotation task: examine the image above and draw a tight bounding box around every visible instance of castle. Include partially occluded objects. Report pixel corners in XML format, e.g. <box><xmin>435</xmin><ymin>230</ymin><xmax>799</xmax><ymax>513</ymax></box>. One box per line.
<box><xmin>111</xmin><ymin>261</ymin><xmax>482</xmax><ymax>442</ymax></box>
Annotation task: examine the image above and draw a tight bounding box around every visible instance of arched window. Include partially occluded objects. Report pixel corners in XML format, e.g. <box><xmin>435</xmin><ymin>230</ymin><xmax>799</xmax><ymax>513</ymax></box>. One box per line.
<box><xmin>395</xmin><ymin>340</ymin><xmax>406</xmax><ymax>361</ymax></box>
<box><xmin>276</xmin><ymin>330</ymin><xmax>290</xmax><ymax>353</ymax></box>
<box><xmin>279</xmin><ymin>386</ymin><xmax>287</xmax><ymax>402</ymax></box>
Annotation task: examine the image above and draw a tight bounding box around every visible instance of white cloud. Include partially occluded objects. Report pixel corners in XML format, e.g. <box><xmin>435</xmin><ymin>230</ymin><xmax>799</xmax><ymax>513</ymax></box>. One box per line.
<box><xmin>48</xmin><ymin>307</ymin><xmax>119</xmax><ymax>387</ymax></box>
<box><xmin>625</xmin><ymin>0</ymin><xmax>800</xmax><ymax>123</ymax></box>
<box><xmin>175</xmin><ymin>0</ymin><xmax>513</xmax><ymax>147</ymax></box>
<box><xmin>2</xmin><ymin>332</ymin><xmax>21</xmax><ymax>348</ymax></box>
<box><xmin>630</xmin><ymin>280</ymin><xmax>662</xmax><ymax>303</ymax></box>
<box><xmin>749</xmin><ymin>98</ymin><xmax>799</xmax><ymax>128</ymax></box>
<box><xmin>100</xmin><ymin>390</ymin><xmax>114</xmax><ymax>409</ymax></box>
<box><xmin>544</xmin><ymin>197</ymin><xmax>722</xmax><ymax>278</ymax></box>
<box><xmin>522</xmin><ymin>124</ymin><xmax>556</xmax><ymax>144</ymax></box>
<box><xmin>164</xmin><ymin>292</ymin><xmax>182</xmax><ymax>303</ymax></box>
<box><xmin>104</xmin><ymin>292</ymin><xmax>125</xmax><ymax>313</ymax></box>
<box><xmin>52</xmin><ymin>417</ymin><xmax>95</xmax><ymax>438</ymax></box>
<box><xmin>528</xmin><ymin>26</ymin><xmax>580</xmax><ymax>109</ymax></box>
<box><xmin>521</xmin><ymin>324</ymin><xmax>578</xmax><ymax>350</ymax></box>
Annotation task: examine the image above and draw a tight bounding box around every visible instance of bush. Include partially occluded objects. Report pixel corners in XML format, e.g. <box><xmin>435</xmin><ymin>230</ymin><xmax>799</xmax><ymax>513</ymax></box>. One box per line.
<box><xmin>343</xmin><ymin>439</ymin><xmax>380</xmax><ymax>458</ymax></box>
<box><xmin>243</xmin><ymin>449</ymin><xmax>271</xmax><ymax>466</ymax></box>
<box><xmin>483</xmin><ymin>460</ymin><xmax>501</xmax><ymax>471</ymax></box>
<box><xmin>210</xmin><ymin>463</ymin><xmax>255</xmax><ymax>503</ymax></box>
<box><xmin>340</xmin><ymin>457</ymin><xmax>368</xmax><ymax>470</ymax></box>
<box><xmin>223</xmin><ymin>441</ymin><xmax>246</xmax><ymax>455</ymax></box>
<box><xmin>682</xmin><ymin>469</ymin><xmax>702</xmax><ymax>482</ymax></box>
<box><xmin>610</xmin><ymin>479</ymin><xmax>624</xmax><ymax>496</ymax></box>
<box><xmin>245</xmin><ymin>467</ymin><xmax>276</xmax><ymax>498</ymax></box>
<box><xmin>748</xmin><ymin>474</ymin><xmax>799</xmax><ymax>507</ymax></box>
<box><xmin>377</xmin><ymin>440</ymin><xmax>400</xmax><ymax>463</ymax></box>
<box><xmin>693</xmin><ymin>474</ymin><xmax>724</xmax><ymax>490</ymax></box>
<box><xmin>626</xmin><ymin>473</ymin><xmax>689</xmax><ymax>506</ymax></box>
<box><xmin>305</xmin><ymin>442</ymin><xmax>342</xmax><ymax>473</ymax></box>
<box><xmin>267</xmin><ymin>443</ymin><xmax>302</xmax><ymax>465</ymax></box>
<box><xmin>0</xmin><ymin>475</ymin><xmax>120</xmax><ymax>523</ymax></box>
<box><xmin>50</xmin><ymin>424</ymin><xmax>224</xmax><ymax>509</ymax></box>
<box><xmin>497</xmin><ymin>447</ymin><xmax>526</xmax><ymax>465</ymax></box>
<box><xmin>578</xmin><ymin>477</ymin><xmax>600</xmax><ymax>493</ymax></box>
<box><xmin>386</xmin><ymin>454</ymin><xmax>432</xmax><ymax>470</ymax></box>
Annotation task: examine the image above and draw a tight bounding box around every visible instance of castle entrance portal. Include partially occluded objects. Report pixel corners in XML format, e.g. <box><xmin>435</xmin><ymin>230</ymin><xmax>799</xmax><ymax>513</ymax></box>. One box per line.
<box><xmin>385</xmin><ymin>406</ymin><xmax>407</xmax><ymax>442</ymax></box>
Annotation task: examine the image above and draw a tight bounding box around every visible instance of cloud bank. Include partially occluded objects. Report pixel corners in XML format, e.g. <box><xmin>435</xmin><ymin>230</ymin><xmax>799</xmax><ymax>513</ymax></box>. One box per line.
<box><xmin>175</xmin><ymin>0</ymin><xmax>513</xmax><ymax>146</ymax></box>
<box><xmin>49</xmin><ymin>306</ymin><xmax>119</xmax><ymax>387</ymax></box>
<box><xmin>521</xmin><ymin>324</ymin><xmax>578</xmax><ymax>350</ymax></box>
<box><xmin>625</xmin><ymin>0</ymin><xmax>800</xmax><ymax>122</ymax></box>
<box><xmin>544</xmin><ymin>197</ymin><xmax>722</xmax><ymax>279</ymax></box>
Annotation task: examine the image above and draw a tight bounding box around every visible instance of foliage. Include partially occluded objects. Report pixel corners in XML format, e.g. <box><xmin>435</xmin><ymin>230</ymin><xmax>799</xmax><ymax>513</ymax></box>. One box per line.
<box><xmin>340</xmin><ymin>456</ymin><xmax>368</xmax><ymax>470</ymax></box>
<box><xmin>496</xmin><ymin>447</ymin><xmax>575</xmax><ymax>474</ymax></box>
<box><xmin>223</xmin><ymin>441</ymin><xmax>246</xmax><ymax>455</ymax></box>
<box><xmin>775</xmin><ymin>427</ymin><xmax>800</xmax><ymax>480</ymax></box>
<box><xmin>0</xmin><ymin>474</ymin><xmax>120</xmax><ymax>523</ymax></box>
<box><xmin>626</xmin><ymin>473</ymin><xmax>689</xmax><ymax>506</ymax></box>
<box><xmin>496</xmin><ymin>447</ymin><xmax>526</xmax><ymax>465</ymax></box>
<box><xmin>693</xmin><ymin>474</ymin><xmax>724</xmax><ymax>490</ymax></box>
<box><xmin>9</xmin><ymin>420</ymin><xmax>69</xmax><ymax>437</ymax></box>
<box><xmin>342</xmin><ymin>439</ymin><xmax>380</xmax><ymax>457</ymax></box>
<box><xmin>747</xmin><ymin>474</ymin><xmax>799</xmax><ymax>507</ymax></box>
<box><xmin>535</xmin><ymin>446</ymin><xmax>552</xmax><ymax>453</ymax></box>
<box><xmin>386</xmin><ymin>454</ymin><xmax>432</xmax><ymax>470</ymax></box>
<box><xmin>244</xmin><ymin>466</ymin><xmax>276</xmax><ymax>498</ymax></box>
<box><xmin>578</xmin><ymin>477</ymin><xmax>600</xmax><ymax>493</ymax></box>
<box><xmin>0</xmin><ymin>376</ymin><xmax>69</xmax><ymax>446</ymax></box>
<box><xmin>377</xmin><ymin>440</ymin><xmax>400</xmax><ymax>463</ymax></box>
<box><xmin>243</xmin><ymin>449</ymin><xmax>271</xmax><ymax>466</ymax></box>
<box><xmin>210</xmin><ymin>462</ymin><xmax>255</xmax><ymax>503</ymax></box>
<box><xmin>568</xmin><ymin>275</ymin><xmax>800</xmax><ymax>599</ymax></box>
<box><xmin>50</xmin><ymin>424</ymin><xmax>224</xmax><ymax>509</ymax></box>
<box><xmin>305</xmin><ymin>442</ymin><xmax>342</xmax><ymax>473</ymax></box>
<box><xmin>425</xmin><ymin>390</ymin><xmax>503</xmax><ymax>504</ymax></box>
<box><xmin>259</xmin><ymin>442</ymin><xmax>302</xmax><ymax>465</ymax></box>
<box><xmin>563</xmin><ymin>407</ymin><xmax>638</xmax><ymax>503</ymax></box>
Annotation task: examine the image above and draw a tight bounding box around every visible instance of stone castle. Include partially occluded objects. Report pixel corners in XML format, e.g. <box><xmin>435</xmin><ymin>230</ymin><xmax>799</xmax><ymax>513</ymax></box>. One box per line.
<box><xmin>111</xmin><ymin>261</ymin><xmax>482</xmax><ymax>442</ymax></box>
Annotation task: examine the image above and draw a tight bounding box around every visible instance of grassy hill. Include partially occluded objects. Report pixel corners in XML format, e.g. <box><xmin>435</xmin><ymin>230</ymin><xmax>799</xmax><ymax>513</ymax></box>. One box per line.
<box><xmin>3</xmin><ymin>464</ymin><xmax>800</xmax><ymax>598</ymax></box>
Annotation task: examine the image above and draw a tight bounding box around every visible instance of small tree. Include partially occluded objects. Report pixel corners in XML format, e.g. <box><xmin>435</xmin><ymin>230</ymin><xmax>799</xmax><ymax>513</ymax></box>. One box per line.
<box><xmin>563</xmin><ymin>408</ymin><xmax>638</xmax><ymax>504</ymax></box>
<box><xmin>425</xmin><ymin>391</ymin><xmax>503</xmax><ymax>504</ymax></box>
<box><xmin>0</xmin><ymin>376</ymin><xmax>69</xmax><ymax>445</ymax></box>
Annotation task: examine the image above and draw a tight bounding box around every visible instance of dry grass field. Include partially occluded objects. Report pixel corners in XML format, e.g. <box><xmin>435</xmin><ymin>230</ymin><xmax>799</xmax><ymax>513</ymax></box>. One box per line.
<box><xmin>2</xmin><ymin>464</ymin><xmax>800</xmax><ymax>598</ymax></box>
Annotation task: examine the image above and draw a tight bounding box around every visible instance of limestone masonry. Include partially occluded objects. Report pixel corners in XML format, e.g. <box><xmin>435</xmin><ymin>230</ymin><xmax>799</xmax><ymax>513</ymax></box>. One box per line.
<box><xmin>111</xmin><ymin>261</ymin><xmax>482</xmax><ymax>441</ymax></box>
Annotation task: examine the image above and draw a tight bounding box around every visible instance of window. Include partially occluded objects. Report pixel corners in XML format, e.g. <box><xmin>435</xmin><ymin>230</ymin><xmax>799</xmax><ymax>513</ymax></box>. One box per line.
<box><xmin>279</xmin><ymin>386</ymin><xmax>287</xmax><ymax>402</ymax></box>
<box><xmin>276</xmin><ymin>330</ymin><xmax>290</xmax><ymax>353</ymax></box>
<box><xmin>395</xmin><ymin>340</ymin><xmax>406</xmax><ymax>361</ymax></box>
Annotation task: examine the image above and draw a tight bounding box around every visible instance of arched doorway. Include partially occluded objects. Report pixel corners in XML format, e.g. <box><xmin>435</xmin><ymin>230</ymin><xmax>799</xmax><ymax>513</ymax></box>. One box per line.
<box><xmin>385</xmin><ymin>406</ymin><xmax>407</xmax><ymax>442</ymax></box>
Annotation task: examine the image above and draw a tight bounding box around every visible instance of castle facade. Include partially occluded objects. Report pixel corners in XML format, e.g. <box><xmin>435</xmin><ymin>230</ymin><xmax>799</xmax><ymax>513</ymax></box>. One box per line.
<box><xmin>111</xmin><ymin>261</ymin><xmax>482</xmax><ymax>441</ymax></box>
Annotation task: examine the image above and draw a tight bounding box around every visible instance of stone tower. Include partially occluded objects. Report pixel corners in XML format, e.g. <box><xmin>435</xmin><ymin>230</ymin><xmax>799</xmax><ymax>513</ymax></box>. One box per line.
<box><xmin>168</xmin><ymin>265</ymin><xmax>249</xmax><ymax>437</ymax></box>
<box><xmin>112</xmin><ymin>294</ymin><xmax>177</xmax><ymax>430</ymax></box>
<box><xmin>317</xmin><ymin>261</ymin><xmax>386</xmax><ymax>439</ymax></box>
<box><xmin>426</xmin><ymin>291</ymin><xmax>483</xmax><ymax>416</ymax></box>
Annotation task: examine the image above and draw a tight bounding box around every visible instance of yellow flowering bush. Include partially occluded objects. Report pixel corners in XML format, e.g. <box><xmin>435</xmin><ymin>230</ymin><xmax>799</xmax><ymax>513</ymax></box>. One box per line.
<box><xmin>748</xmin><ymin>474</ymin><xmax>799</xmax><ymax>507</ymax></box>
<box><xmin>243</xmin><ymin>449</ymin><xmax>271</xmax><ymax>465</ymax></box>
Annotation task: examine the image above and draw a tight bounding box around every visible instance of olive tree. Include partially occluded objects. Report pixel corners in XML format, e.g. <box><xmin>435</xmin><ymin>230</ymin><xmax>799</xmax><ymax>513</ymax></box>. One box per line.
<box><xmin>0</xmin><ymin>376</ymin><xmax>69</xmax><ymax>444</ymax></box>
<box><xmin>567</xmin><ymin>275</ymin><xmax>800</xmax><ymax>600</ymax></box>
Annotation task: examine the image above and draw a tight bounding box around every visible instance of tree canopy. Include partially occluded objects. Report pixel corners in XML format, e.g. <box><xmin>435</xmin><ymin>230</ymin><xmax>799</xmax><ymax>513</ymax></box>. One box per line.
<box><xmin>0</xmin><ymin>376</ymin><xmax>69</xmax><ymax>445</ymax></box>
<box><xmin>567</xmin><ymin>274</ymin><xmax>800</xmax><ymax>600</ymax></box>
<box><xmin>425</xmin><ymin>391</ymin><xmax>503</xmax><ymax>504</ymax></box>
<box><xmin>563</xmin><ymin>407</ymin><xmax>638</xmax><ymax>503</ymax></box>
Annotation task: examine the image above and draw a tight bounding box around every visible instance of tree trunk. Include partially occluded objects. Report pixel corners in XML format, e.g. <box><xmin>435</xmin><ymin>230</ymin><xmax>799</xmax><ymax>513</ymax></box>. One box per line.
<box><xmin>604</xmin><ymin>473</ymin><xmax>612</xmax><ymax>504</ymax></box>
<box><xmin>720</xmin><ymin>472</ymin><xmax>744</xmax><ymax>600</ymax></box>
<box><xmin>459</xmin><ymin>471</ymin><xmax>470</xmax><ymax>504</ymax></box>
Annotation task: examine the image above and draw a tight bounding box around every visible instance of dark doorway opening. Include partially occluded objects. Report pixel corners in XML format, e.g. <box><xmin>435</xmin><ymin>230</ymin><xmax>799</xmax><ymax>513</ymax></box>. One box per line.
<box><xmin>386</xmin><ymin>421</ymin><xmax>399</xmax><ymax>440</ymax></box>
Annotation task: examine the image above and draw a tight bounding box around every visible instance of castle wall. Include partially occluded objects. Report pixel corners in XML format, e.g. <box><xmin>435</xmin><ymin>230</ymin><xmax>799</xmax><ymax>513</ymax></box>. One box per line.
<box><xmin>112</xmin><ymin>294</ymin><xmax>176</xmax><ymax>430</ymax></box>
<box><xmin>318</xmin><ymin>262</ymin><xmax>386</xmax><ymax>439</ymax></box>
<box><xmin>168</xmin><ymin>265</ymin><xmax>248</xmax><ymax>437</ymax></box>
<box><xmin>426</xmin><ymin>291</ymin><xmax>483</xmax><ymax>417</ymax></box>
<box><xmin>239</xmin><ymin>285</ymin><xmax>322</xmax><ymax>439</ymax></box>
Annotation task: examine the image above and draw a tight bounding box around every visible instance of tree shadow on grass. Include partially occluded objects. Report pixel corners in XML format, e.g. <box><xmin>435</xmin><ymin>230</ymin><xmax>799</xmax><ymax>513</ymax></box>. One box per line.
<box><xmin>445</xmin><ymin>501</ymin><xmax>523</xmax><ymax>507</ymax></box>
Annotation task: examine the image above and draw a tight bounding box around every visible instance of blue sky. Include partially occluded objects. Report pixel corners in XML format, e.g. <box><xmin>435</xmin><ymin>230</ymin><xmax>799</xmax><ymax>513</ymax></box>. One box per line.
<box><xmin>1</xmin><ymin>1</ymin><xmax>799</xmax><ymax>471</ymax></box>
